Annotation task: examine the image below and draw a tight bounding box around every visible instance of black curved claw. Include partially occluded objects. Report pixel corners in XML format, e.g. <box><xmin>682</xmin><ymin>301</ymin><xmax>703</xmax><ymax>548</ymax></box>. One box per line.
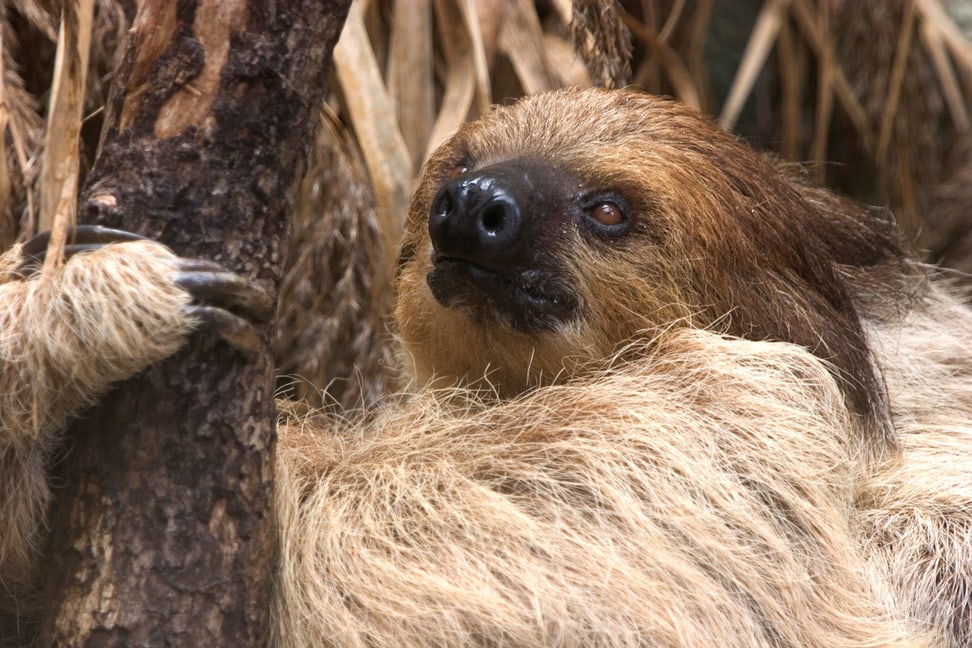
<box><xmin>175</xmin><ymin>263</ymin><xmax>274</xmax><ymax>325</ymax></box>
<box><xmin>185</xmin><ymin>306</ymin><xmax>263</xmax><ymax>354</ymax></box>
<box><xmin>173</xmin><ymin>260</ymin><xmax>274</xmax><ymax>352</ymax></box>
<box><xmin>15</xmin><ymin>225</ymin><xmax>148</xmax><ymax>278</ymax></box>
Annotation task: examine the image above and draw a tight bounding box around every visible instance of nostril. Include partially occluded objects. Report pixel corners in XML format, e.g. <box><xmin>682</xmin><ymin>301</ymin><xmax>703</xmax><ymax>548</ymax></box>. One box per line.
<box><xmin>429</xmin><ymin>186</ymin><xmax>457</xmax><ymax>247</ymax></box>
<box><xmin>428</xmin><ymin>174</ymin><xmax>525</xmax><ymax>262</ymax></box>
<box><xmin>480</xmin><ymin>203</ymin><xmax>508</xmax><ymax>235</ymax></box>
<box><xmin>432</xmin><ymin>188</ymin><xmax>455</xmax><ymax>221</ymax></box>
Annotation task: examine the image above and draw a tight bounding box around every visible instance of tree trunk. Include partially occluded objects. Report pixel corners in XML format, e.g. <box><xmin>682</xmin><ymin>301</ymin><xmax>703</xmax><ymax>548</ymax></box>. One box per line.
<box><xmin>38</xmin><ymin>1</ymin><xmax>351</xmax><ymax>645</ymax></box>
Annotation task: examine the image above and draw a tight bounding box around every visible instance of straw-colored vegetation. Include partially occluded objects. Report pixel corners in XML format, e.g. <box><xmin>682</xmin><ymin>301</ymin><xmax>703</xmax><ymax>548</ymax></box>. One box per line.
<box><xmin>2</xmin><ymin>0</ymin><xmax>970</xmax><ymax>403</ymax></box>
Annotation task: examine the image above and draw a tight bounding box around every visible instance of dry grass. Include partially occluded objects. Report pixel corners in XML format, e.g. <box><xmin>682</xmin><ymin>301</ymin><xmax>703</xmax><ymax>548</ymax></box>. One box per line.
<box><xmin>36</xmin><ymin>0</ymin><xmax>93</xmax><ymax>275</ymax></box>
<box><xmin>2</xmin><ymin>1</ymin><xmax>968</xmax><ymax>231</ymax></box>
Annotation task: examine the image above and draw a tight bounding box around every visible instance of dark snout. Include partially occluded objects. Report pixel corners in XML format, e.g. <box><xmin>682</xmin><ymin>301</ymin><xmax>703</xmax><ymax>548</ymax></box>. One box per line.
<box><xmin>428</xmin><ymin>166</ymin><xmax>531</xmax><ymax>271</ymax></box>
<box><xmin>424</xmin><ymin>160</ymin><xmax>580</xmax><ymax>331</ymax></box>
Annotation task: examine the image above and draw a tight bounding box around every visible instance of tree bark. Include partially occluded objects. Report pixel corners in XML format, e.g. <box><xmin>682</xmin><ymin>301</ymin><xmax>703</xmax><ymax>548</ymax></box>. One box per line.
<box><xmin>38</xmin><ymin>1</ymin><xmax>351</xmax><ymax>645</ymax></box>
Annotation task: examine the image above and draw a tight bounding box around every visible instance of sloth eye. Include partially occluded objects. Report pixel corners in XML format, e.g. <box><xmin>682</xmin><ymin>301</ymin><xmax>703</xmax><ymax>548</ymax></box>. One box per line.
<box><xmin>590</xmin><ymin>202</ymin><xmax>624</xmax><ymax>227</ymax></box>
<box><xmin>448</xmin><ymin>164</ymin><xmax>468</xmax><ymax>181</ymax></box>
<box><xmin>581</xmin><ymin>195</ymin><xmax>631</xmax><ymax>237</ymax></box>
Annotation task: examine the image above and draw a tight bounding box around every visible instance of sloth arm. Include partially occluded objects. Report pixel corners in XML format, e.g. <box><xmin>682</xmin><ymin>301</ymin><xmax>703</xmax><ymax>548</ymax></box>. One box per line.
<box><xmin>0</xmin><ymin>227</ymin><xmax>271</xmax><ymax>447</ymax></box>
<box><xmin>0</xmin><ymin>235</ymin><xmax>194</xmax><ymax>590</ymax></box>
<box><xmin>0</xmin><ymin>238</ymin><xmax>196</xmax><ymax>447</ymax></box>
<box><xmin>274</xmin><ymin>331</ymin><xmax>924</xmax><ymax>647</ymax></box>
<box><xmin>0</xmin><ymin>229</ymin><xmax>270</xmax><ymax>590</ymax></box>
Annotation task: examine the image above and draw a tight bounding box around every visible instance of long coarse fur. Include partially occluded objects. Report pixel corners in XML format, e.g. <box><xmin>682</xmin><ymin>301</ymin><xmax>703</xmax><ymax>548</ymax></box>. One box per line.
<box><xmin>0</xmin><ymin>88</ymin><xmax>969</xmax><ymax>647</ymax></box>
<box><xmin>273</xmin><ymin>329</ymin><xmax>932</xmax><ymax>647</ymax></box>
<box><xmin>859</xmin><ymin>285</ymin><xmax>972</xmax><ymax>646</ymax></box>
<box><xmin>0</xmin><ymin>241</ymin><xmax>193</xmax><ymax>616</ymax></box>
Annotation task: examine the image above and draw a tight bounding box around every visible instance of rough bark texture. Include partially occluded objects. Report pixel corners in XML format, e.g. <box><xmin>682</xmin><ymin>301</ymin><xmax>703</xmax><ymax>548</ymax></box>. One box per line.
<box><xmin>37</xmin><ymin>1</ymin><xmax>351</xmax><ymax>645</ymax></box>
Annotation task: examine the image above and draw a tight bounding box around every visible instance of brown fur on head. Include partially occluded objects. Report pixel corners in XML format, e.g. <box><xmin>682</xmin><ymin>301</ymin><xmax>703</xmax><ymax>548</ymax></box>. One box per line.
<box><xmin>395</xmin><ymin>87</ymin><xmax>906</xmax><ymax>442</ymax></box>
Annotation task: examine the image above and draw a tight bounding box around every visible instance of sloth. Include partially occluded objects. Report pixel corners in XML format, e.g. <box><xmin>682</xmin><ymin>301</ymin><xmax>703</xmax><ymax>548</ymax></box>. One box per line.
<box><xmin>2</xmin><ymin>88</ymin><xmax>971</xmax><ymax>647</ymax></box>
<box><xmin>0</xmin><ymin>227</ymin><xmax>274</xmax><ymax>619</ymax></box>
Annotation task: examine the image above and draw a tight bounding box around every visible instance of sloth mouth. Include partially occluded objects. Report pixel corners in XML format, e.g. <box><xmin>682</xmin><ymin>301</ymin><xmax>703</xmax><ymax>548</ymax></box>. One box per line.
<box><xmin>427</xmin><ymin>255</ymin><xmax>578</xmax><ymax>331</ymax></box>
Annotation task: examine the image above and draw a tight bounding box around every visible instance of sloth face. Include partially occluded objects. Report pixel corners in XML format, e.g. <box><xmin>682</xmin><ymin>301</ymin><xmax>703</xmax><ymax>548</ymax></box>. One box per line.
<box><xmin>395</xmin><ymin>88</ymin><xmax>901</xmax><ymax>428</ymax></box>
<box><xmin>394</xmin><ymin>90</ymin><xmax>696</xmax><ymax>392</ymax></box>
<box><xmin>423</xmin><ymin>157</ymin><xmax>634</xmax><ymax>332</ymax></box>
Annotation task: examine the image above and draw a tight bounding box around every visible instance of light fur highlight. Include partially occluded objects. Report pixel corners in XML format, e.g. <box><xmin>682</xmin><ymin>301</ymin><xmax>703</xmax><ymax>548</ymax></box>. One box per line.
<box><xmin>0</xmin><ymin>241</ymin><xmax>192</xmax><ymax>607</ymax></box>
<box><xmin>273</xmin><ymin>330</ymin><xmax>932</xmax><ymax>647</ymax></box>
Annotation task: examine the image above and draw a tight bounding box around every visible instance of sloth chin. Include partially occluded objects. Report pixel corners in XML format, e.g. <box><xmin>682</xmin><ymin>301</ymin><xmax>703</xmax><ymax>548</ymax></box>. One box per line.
<box><xmin>426</xmin><ymin>256</ymin><xmax>578</xmax><ymax>332</ymax></box>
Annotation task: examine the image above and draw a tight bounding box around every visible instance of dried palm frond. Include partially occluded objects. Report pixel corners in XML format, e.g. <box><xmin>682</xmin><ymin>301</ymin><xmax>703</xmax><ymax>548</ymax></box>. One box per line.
<box><xmin>37</xmin><ymin>0</ymin><xmax>93</xmax><ymax>275</ymax></box>
<box><xmin>927</xmin><ymin>133</ymin><xmax>972</xmax><ymax>275</ymax></box>
<box><xmin>1</xmin><ymin>0</ymin><xmax>129</xmax><ymax>250</ymax></box>
<box><xmin>333</xmin><ymin>1</ymin><xmax>413</xmax><ymax>273</ymax></box>
<box><xmin>570</xmin><ymin>0</ymin><xmax>632</xmax><ymax>88</ymax></box>
<box><xmin>837</xmin><ymin>0</ymin><xmax>966</xmax><ymax>242</ymax></box>
<box><xmin>0</xmin><ymin>2</ymin><xmax>47</xmax><ymax>249</ymax></box>
<box><xmin>275</xmin><ymin>108</ymin><xmax>399</xmax><ymax>411</ymax></box>
<box><xmin>386</xmin><ymin>0</ymin><xmax>434</xmax><ymax>170</ymax></box>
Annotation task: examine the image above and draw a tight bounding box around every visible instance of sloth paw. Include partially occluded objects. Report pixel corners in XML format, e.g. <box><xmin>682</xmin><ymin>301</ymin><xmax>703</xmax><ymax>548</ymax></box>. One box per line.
<box><xmin>15</xmin><ymin>225</ymin><xmax>146</xmax><ymax>277</ymax></box>
<box><xmin>18</xmin><ymin>226</ymin><xmax>273</xmax><ymax>353</ymax></box>
<box><xmin>175</xmin><ymin>259</ymin><xmax>273</xmax><ymax>353</ymax></box>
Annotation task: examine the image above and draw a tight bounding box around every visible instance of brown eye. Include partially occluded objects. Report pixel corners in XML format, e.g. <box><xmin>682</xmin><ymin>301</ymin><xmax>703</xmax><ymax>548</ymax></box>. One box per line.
<box><xmin>581</xmin><ymin>194</ymin><xmax>631</xmax><ymax>238</ymax></box>
<box><xmin>590</xmin><ymin>202</ymin><xmax>624</xmax><ymax>226</ymax></box>
<box><xmin>448</xmin><ymin>164</ymin><xmax>468</xmax><ymax>181</ymax></box>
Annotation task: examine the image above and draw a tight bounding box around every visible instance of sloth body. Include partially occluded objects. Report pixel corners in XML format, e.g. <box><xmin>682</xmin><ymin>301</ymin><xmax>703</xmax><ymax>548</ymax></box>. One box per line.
<box><xmin>2</xmin><ymin>89</ymin><xmax>971</xmax><ymax>646</ymax></box>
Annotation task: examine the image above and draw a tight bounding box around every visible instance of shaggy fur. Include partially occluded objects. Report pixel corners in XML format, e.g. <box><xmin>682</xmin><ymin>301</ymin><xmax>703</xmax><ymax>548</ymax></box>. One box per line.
<box><xmin>0</xmin><ymin>241</ymin><xmax>193</xmax><ymax>610</ymax></box>
<box><xmin>859</xmin><ymin>286</ymin><xmax>972</xmax><ymax>646</ymax></box>
<box><xmin>0</xmin><ymin>88</ymin><xmax>970</xmax><ymax>646</ymax></box>
<box><xmin>273</xmin><ymin>331</ymin><xmax>929</xmax><ymax>647</ymax></box>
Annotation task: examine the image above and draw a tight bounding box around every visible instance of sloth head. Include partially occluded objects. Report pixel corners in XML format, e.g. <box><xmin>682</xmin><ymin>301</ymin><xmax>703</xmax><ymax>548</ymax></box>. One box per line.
<box><xmin>395</xmin><ymin>88</ymin><xmax>904</xmax><ymax>436</ymax></box>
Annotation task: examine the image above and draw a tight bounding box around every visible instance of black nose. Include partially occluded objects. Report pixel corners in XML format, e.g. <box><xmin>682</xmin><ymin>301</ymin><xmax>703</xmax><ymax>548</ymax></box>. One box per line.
<box><xmin>429</xmin><ymin>171</ymin><xmax>527</xmax><ymax>269</ymax></box>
